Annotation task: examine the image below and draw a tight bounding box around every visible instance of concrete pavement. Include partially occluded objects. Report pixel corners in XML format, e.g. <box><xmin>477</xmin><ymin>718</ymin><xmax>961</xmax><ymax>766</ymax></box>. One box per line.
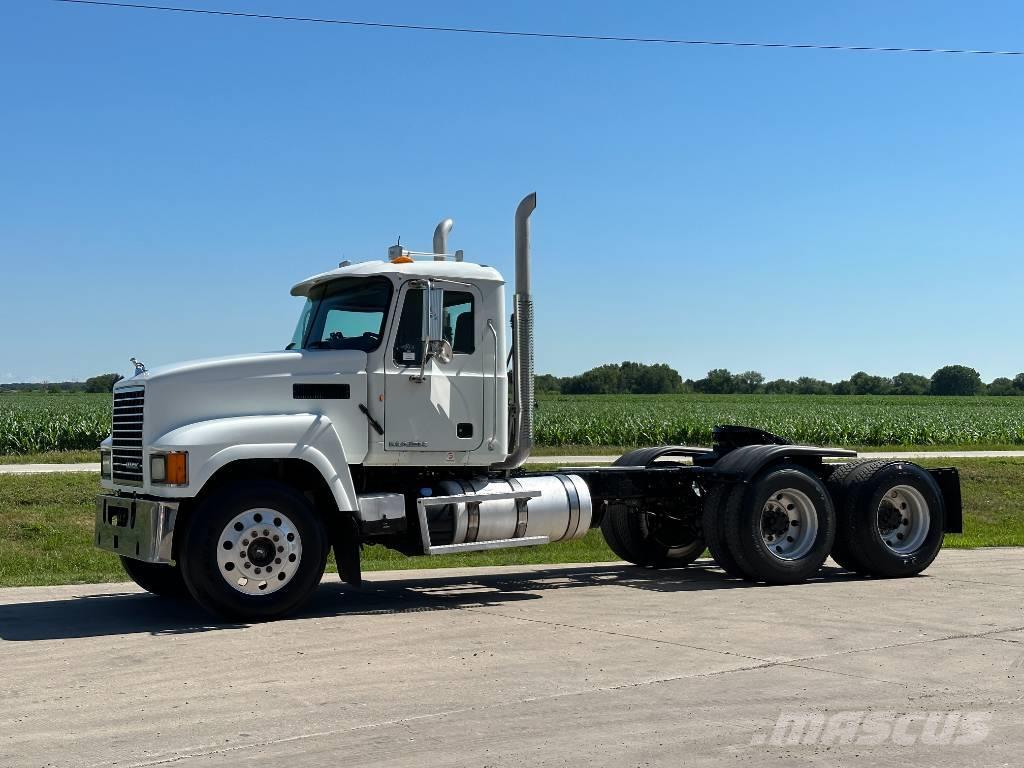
<box><xmin>0</xmin><ymin>462</ymin><xmax>100</xmax><ymax>474</ymax></box>
<box><xmin>3</xmin><ymin>449</ymin><xmax>1024</xmax><ymax>474</ymax></box>
<box><xmin>1</xmin><ymin>550</ymin><xmax>1022</xmax><ymax>767</ymax></box>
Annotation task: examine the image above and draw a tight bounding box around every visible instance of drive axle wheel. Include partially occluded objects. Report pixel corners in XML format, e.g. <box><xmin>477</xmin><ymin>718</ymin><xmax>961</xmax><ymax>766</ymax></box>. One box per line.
<box><xmin>722</xmin><ymin>464</ymin><xmax>836</xmax><ymax>584</ymax></box>
<box><xmin>831</xmin><ymin>462</ymin><xmax>944</xmax><ymax>578</ymax></box>
<box><xmin>702</xmin><ymin>485</ymin><xmax>746</xmax><ymax>578</ymax></box>
<box><xmin>180</xmin><ymin>481</ymin><xmax>329</xmax><ymax>622</ymax></box>
<box><xmin>601</xmin><ymin>504</ymin><xmax>704</xmax><ymax>568</ymax></box>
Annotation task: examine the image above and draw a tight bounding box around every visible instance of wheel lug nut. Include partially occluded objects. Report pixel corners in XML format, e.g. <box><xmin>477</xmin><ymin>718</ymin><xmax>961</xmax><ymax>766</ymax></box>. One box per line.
<box><xmin>787</xmin><ymin>536</ymin><xmax>794</xmax><ymax>542</ymax></box>
<box><xmin>243</xmin><ymin>562</ymin><xmax>250</xmax><ymax>569</ymax></box>
<box><xmin>902</xmin><ymin>518</ymin><xmax>909</xmax><ymax>526</ymax></box>
<box><xmin>896</xmin><ymin>533</ymin><xmax>904</xmax><ymax>540</ymax></box>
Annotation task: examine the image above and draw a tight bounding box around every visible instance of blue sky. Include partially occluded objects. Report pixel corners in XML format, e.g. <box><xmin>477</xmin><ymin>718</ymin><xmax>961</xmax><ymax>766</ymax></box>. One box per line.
<box><xmin>2</xmin><ymin>0</ymin><xmax>1023</xmax><ymax>383</ymax></box>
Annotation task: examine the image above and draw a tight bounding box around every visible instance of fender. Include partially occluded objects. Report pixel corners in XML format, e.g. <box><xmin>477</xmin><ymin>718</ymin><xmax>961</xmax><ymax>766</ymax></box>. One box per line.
<box><xmin>151</xmin><ymin>413</ymin><xmax>359</xmax><ymax>512</ymax></box>
<box><xmin>711</xmin><ymin>444</ymin><xmax>857</xmax><ymax>479</ymax></box>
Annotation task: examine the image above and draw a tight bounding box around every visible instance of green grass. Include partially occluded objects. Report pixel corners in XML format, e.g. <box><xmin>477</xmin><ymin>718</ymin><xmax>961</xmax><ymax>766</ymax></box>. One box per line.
<box><xmin>0</xmin><ymin>450</ymin><xmax>99</xmax><ymax>465</ymax></box>
<box><xmin>2</xmin><ymin>459</ymin><xmax>1022</xmax><ymax>587</ymax></box>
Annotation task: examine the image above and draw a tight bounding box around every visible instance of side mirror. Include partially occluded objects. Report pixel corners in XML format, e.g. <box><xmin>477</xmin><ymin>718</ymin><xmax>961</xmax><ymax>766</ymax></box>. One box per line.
<box><xmin>425</xmin><ymin>338</ymin><xmax>453</xmax><ymax>365</ymax></box>
<box><xmin>410</xmin><ymin>338</ymin><xmax>452</xmax><ymax>383</ymax></box>
<box><xmin>410</xmin><ymin>284</ymin><xmax>452</xmax><ymax>382</ymax></box>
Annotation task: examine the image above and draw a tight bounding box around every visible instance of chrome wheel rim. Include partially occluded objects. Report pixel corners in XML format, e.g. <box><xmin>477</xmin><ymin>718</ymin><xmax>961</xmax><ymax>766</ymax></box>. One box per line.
<box><xmin>216</xmin><ymin>508</ymin><xmax>302</xmax><ymax>595</ymax></box>
<box><xmin>876</xmin><ymin>485</ymin><xmax>930</xmax><ymax>554</ymax></box>
<box><xmin>760</xmin><ymin>488</ymin><xmax>818</xmax><ymax>561</ymax></box>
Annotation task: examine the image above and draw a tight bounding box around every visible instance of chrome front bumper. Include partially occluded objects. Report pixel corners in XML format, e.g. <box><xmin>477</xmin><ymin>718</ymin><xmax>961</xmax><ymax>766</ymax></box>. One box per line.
<box><xmin>95</xmin><ymin>495</ymin><xmax>178</xmax><ymax>564</ymax></box>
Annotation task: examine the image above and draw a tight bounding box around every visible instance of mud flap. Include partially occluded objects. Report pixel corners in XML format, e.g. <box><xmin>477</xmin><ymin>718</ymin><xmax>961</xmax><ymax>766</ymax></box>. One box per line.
<box><xmin>331</xmin><ymin>517</ymin><xmax>363</xmax><ymax>588</ymax></box>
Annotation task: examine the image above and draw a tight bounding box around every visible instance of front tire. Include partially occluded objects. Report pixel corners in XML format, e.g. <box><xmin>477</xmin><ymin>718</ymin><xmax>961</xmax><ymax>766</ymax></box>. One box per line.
<box><xmin>120</xmin><ymin>556</ymin><xmax>189</xmax><ymax>598</ymax></box>
<box><xmin>179</xmin><ymin>481</ymin><xmax>329</xmax><ymax>622</ymax></box>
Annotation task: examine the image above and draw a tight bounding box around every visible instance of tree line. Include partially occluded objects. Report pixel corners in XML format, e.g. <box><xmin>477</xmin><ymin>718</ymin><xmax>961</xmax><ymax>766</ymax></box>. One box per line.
<box><xmin>0</xmin><ymin>373</ymin><xmax>124</xmax><ymax>394</ymax></box>
<box><xmin>537</xmin><ymin>362</ymin><xmax>1024</xmax><ymax>397</ymax></box>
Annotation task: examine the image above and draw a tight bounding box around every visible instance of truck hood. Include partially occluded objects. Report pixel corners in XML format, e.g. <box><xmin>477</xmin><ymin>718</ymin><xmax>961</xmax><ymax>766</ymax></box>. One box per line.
<box><xmin>114</xmin><ymin>350</ymin><xmax>369</xmax><ymax>443</ymax></box>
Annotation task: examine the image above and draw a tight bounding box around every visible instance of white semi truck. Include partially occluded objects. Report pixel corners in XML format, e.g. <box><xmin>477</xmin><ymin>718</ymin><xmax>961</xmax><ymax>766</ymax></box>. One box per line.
<box><xmin>96</xmin><ymin>194</ymin><xmax>962</xmax><ymax>621</ymax></box>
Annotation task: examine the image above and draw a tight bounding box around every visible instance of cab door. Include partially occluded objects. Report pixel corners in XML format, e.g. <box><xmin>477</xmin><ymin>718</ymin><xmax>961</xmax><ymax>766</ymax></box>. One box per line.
<box><xmin>384</xmin><ymin>282</ymin><xmax>485</xmax><ymax>454</ymax></box>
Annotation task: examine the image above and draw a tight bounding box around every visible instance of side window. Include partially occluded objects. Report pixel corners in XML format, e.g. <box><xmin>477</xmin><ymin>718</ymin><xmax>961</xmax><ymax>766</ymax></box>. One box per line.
<box><xmin>393</xmin><ymin>289</ymin><xmax>424</xmax><ymax>366</ymax></box>
<box><xmin>392</xmin><ymin>288</ymin><xmax>475</xmax><ymax>366</ymax></box>
<box><xmin>444</xmin><ymin>291</ymin><xmax>475</xmax><ymax>354</ymax></box>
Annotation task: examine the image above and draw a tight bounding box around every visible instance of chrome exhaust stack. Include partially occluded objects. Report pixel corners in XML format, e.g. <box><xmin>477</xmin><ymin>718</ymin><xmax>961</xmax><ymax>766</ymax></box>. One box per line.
<box><xmin>432</xmin><ymin>218</ymin><xmax>454</xmax><ymax>260</ymax></box>
<box><xmin>492</xmin><ymin>192</ymin><xmax>537</xmax><ymax>470</ymax></box>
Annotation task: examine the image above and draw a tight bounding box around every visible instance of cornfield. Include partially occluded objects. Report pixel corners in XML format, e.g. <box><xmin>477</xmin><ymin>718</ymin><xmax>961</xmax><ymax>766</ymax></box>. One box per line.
<box><xmin>0</xmin><ymin>394</ymin><xmax>111</xmax><ymax>454</ymax></box>
<box><xmin>535</xmin><ymin>394</ymin><xmax>1024</xmax><ymax>448</ymax></box>
<box><xmin>2</xmin><ymin>392</ymin><xmax>1024</xmax><ymax>456</ymax></box>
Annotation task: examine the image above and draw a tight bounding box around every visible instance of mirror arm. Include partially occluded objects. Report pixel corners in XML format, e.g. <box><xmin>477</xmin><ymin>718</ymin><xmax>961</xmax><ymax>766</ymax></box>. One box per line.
<box><xmin>410</xmin><ymin>338</ymin><xmax>432</xmax><ymax>383</ymax></box>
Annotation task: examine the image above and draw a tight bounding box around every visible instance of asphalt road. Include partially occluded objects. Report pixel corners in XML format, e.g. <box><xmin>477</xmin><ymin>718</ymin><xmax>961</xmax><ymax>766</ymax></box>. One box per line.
<box><xmin>1</xmin><ymin>550</ymin><xmax>1022</xmax><ymax>767</ymax></box>
<box><xmin>3</xmin><ymin>450</ymin><xmax>1024</xmax><ymax>474</ymax></box>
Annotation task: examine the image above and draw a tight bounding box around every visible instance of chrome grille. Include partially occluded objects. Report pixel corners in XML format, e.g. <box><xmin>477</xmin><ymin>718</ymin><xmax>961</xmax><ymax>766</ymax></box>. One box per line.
<box><xmin>112</xmin><ymin>386</ymin><xmax>145</xmax><ymax>485</ymax></box>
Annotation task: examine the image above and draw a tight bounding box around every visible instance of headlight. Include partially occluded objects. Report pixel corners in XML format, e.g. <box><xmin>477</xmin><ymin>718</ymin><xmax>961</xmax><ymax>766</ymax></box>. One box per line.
<box><xmin>150</xmin><ymin>451</ymin><xmax>188</xmax><ymax>485</ymax></box>
<box><xmin>100</xmin><ymin>448</ymin><xmax>112</xmax><ymax>479</ymax></box>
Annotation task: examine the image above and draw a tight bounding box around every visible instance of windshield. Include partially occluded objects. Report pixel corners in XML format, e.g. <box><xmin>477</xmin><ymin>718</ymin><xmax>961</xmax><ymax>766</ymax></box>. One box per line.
<box><xmin>287</xmin><ymin>277</ymin><xmax>393</xmax><ymax>352</ymax></box>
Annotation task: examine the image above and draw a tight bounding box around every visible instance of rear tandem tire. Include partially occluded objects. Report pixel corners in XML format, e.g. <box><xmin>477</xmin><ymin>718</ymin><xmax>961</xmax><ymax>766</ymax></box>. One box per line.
<box><xmin>701</xmin><ymin>484</ymin><xmax>747</xmax><ymax>578</ymax></box>
<box><xmin>826</xmin><ymin>459</ymin><xmax>892</xmax><ymax>572</ymax></box>
<box><xmin>832</xmin><ymin>461</ymin><xmax>945</xmax><ymax>578</ymax></box>
<box><xmin>721</xmin><ymin>464</ymin><xmax>836</xmax><ymax>584</ymax></box>
<box><xmin>120</xmin><ymin>556</ymin><xmax>190</xmax><ymax>599</ymax></box>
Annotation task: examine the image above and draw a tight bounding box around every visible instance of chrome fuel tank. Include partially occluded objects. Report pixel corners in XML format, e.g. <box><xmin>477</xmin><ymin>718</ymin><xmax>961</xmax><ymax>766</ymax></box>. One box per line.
<box><xmin>433</xmin><ymin>474</ymin><xmax>592</xmax><ymax>545</ymax></box>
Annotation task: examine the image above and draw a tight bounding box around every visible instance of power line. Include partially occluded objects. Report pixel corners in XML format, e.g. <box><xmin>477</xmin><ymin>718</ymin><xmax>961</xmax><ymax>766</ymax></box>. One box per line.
<box><xmin>48</xmin><ymin>0</ymin><xmax>1024</xmax><ymax>58</ymax></box>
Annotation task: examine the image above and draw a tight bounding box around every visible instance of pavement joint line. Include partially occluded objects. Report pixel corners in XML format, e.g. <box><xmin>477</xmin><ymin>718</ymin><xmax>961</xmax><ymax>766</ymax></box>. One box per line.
<box><xmin>986</xmin><ymin>635</ymin><xmax>1024</xmax><ymax>645</ymax></box>
<box><xmin>927</xmin><ymin>576</ymin><xmax>1024</xmax><ymax>588</ymax></box>
<box><xmin>466</xmin><ymin>607</ymin><xmax>958</xmax><ymax>693</ymax></box>
<box><xmin>464</xmin><ymin>606</ymin><xmax>772</xmax><ymax>665</ymax></box>
<box><xmin>469</xmin><ymin>607</ymin><xmax>1024</xmax><ymax>691</ymax></box>
<box><xmin>95</xmin><ymin>661</ymin><xmax>787</xmax><ymax>768</ymax></box>
<box><xmin>87</xmin><ymin>642</ymin><xmax>1020</xmax><ymax>768</ymax></box>
<box><xmin>779</xmin><ymin>623</ymin><xmax>1024</xmax><ymax>666</ymax></box>
<box><xmin>780</xmin><ymin>662</ymin><xmax>917</xmax><ymax>688</ymax></box>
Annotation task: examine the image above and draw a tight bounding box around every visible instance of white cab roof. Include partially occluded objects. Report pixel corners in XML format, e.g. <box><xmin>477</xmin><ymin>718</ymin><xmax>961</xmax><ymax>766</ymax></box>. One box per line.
<box><xmin>291</xmin><ymin>259</ymin><xmax>505</xmax><ymax>297</ymax></box>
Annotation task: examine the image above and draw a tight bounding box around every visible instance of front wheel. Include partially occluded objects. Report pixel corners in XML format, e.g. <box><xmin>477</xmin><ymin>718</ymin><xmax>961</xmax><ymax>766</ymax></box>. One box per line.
<box><xmin>179</xmin><ymin>481</ymin><xmax>329</xmax><ymax>622</ymax></box>
<box><xmin>120</xmin><ymin>556</ymin><xmax>190</xmax><ymax>598</ymax></box>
